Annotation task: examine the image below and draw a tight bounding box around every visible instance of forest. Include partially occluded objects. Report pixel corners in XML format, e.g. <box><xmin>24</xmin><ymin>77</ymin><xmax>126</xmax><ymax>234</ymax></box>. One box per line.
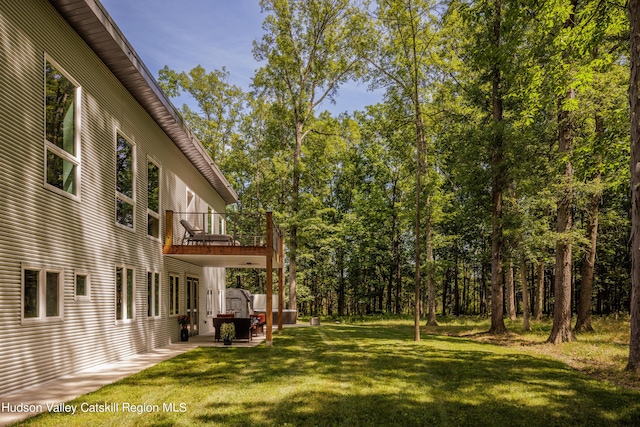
<box><xmin>156</xmin><ymin>1</ymin><xmax>640</xmax><ymax>358</ymax></box>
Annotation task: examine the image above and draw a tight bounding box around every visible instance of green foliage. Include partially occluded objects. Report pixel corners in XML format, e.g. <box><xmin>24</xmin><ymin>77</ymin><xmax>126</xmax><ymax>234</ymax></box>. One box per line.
<box><xmin>158</xmin><ymin>65</ymin><xmax>246</xmax><ymax>164</ymax></box>
<box><xmin>155</xmin><ymin>0</ymin><xmax>632</xmax><ymax>320</ymax></box>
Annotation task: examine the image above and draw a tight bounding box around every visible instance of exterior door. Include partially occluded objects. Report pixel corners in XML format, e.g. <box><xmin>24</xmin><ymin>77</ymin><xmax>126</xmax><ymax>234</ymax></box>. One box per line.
<box><xmin>187</xmin><ymin>276</ymin><xmax>199</xmax><ymax>336</ymax></box>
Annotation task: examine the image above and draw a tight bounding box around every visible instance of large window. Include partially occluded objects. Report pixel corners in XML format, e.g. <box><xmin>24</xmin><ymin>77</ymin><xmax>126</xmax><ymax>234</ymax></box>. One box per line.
<box><xmin>116</xmin><ymin>133</ymin><xmax>135</xmax><ymax>229</ymax></box>
<box><xmin>169</xmin><ymin>274</ymin><xmax>180</xmax><ymax>316</ymax></box>
<box><xmin>116</xmin><ymin>265</ymin><xmax>135</xmax><ymax>322</ymax></box>
<box><xmin>147</xmin><ymin>271</ymin><xmax>160</xmax><ymax>318</ymax></box>
<box><xmin>22</xmin><ymin>265</ymin><xmax>64</xmax><ymax>323</ymax></box>
<box><xmin>147</xmin><ymin>159</ymin><xmax>160</xmax><ymax>238</ymax></box>
<box><xmin>45</xmin><ymin>59</ymin><xmax>80</xmax><ymax>199</ymax></box>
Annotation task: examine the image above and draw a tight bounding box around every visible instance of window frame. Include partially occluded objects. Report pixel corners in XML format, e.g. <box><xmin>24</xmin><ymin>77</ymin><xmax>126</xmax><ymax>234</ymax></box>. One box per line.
<box><xmin>115</xmin><ymin>131</ymin><xmax>136</xmax><ymax>231</ymax></box>
<box><xmin>169</xmin><ymin>273</ymin><xmax>180</xmax><ymax>317</ymax></box>
<box><xmin>21</xmin><ymin>264</ymin><xmax>65</xmax><ymax>324</ymax></box>
<box><xmin>218</xmin><ymin>289</ymin><xmax>226</xmax><ymax>315</ymax></box>
<box><xmin>147</xmin><ymin>270</ymin><xmax>161</xmax><ymax>319</ymax></box>
<box><xmin>74</xmin><ymin>270</ymin><xmax>91</xmax><ymax>302</ymax></box>
<box><xmin>206</xmin><ymin>288</ymin><xmax>214</xmax><ymax>318</ymax></box>
<box><xmin>43</xmin><ymin>56</ymin><xmax>81</xmax><ymax>201</ymax></box>
<box><xmin>115</xmin><ymin>264</ymin><xmax>136</xmax><ymax>324</ymax></box>
<box><xmin>147</xmin><ymin>156</ymin><xmax>161</xmax><ymax>240</ymax></box>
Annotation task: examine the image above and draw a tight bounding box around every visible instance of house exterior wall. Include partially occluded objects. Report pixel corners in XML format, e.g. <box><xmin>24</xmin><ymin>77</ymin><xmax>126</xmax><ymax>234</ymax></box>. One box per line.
<box><xmin>0</xmin><ymin>0</ymin><xmax>228</xmax><ymax>396</ymax></box>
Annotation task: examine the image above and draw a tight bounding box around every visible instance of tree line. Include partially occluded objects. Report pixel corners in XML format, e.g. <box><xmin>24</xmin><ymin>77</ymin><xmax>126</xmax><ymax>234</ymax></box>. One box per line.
<box><xmin>157</xmin><ymin>0</ymin><xmax>640</xmax><ymax>369</ymax></box>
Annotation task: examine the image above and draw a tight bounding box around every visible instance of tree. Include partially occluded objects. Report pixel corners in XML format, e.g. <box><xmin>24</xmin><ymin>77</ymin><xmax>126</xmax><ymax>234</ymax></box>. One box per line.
<box><xmin>253</xmin><ymin>0</ymin><xmax>370</xmax><ymax>311</ymax></box>
<box><xmin>627</xmin><ymin>0</ymin><xmax>640</xmax><ymax>372</ymax></box>
<box><xmin>157</xmin><ymin>65</ymin><xmax>245</xmax><ymax>164</ymax></box>
<box><xmin>445</xmin><ymin>0</ymin><xmax>510</xmax><ymax>334</ymax></box>
<box><xmin>354</xmin><ymin>104</ymin><xmax>414</xmax><ymax>315</ymax></box>
<box><xmin>547</xmin><ymin>0</ymin><xmax>578</xmax><ymax>342</ymax></box>
<box><xmin>545</xmin><ymin>0</ymin><xmax>627</xmax><ymax>344</ymax></box>
<box><xmin>575</xmin><ymin>57</ymin><xmax>628</xmax><ymax>332</ymax></box>
<box><xmin>370</xmin><ymin>0</ymin><xmax>442</xmax><ymax>339</ymax></box>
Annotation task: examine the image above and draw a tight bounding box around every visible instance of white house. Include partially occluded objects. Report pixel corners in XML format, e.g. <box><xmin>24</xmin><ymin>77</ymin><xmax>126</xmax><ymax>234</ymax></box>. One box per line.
<box><xmin>0</xmin><ymin>0</ymin><xmax>285</xmax><ymax>397</ymax></box>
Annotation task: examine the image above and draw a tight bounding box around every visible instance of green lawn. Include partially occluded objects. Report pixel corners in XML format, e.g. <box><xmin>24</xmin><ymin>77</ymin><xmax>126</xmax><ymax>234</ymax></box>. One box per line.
<box><xmin>15</xmin><ymin>319</ymin><xmax>640</xmax><ymax>426</ymax></box>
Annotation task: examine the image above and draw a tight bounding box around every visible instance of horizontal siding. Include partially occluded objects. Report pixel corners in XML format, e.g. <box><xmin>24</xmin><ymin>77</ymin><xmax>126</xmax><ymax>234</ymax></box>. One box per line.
<box><xmin>0</xmin><ymin>0</ymin><xmax>227</xmax><ymax>396</ymax></box>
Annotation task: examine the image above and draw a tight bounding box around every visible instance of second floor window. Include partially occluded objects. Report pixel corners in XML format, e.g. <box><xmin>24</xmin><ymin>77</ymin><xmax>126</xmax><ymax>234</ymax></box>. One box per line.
<box><xmin>45</xmin><ymin>59</ymin><xmax>80</xmax><ymax>199</ymax></box>
<box><xmin>147</xmin><ymin>159</ymin><xmax>160</xmax><ymax>238</ymax></box>
<box><xmin>116</xmin><ymin>133</ymin><xmax>135</xmax><ymax>229</ymax></box>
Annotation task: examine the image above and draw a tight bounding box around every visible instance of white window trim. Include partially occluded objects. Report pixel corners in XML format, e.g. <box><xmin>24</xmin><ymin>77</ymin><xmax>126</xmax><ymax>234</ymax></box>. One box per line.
<box><xmin>218</xmin><ymin>289</ymin><xmax>226</xmax><ymax>315</ymax></box>
<box><xmin>74</xmin><ymin>270</ymin><xmax>91</xmax><ymax>302</ymax></box>
<box><xmin>169</xmin><ymin>273</ymin><xmax>180</xmax><ymax>317</ymax></box>
<box><xmin>43</xmin><ymin>55</ymin><xmax>81</xmax><ymax>202</ymax></box>
<box><xmin>21</xmin><ymin>263</ymin><xmax>65</xmax><ymax>325</ymax></box>
<box><xmin>147</xmin><ymin>270</ymin><xmax>161</xmax><ymax>319</ymax></box>
<box><xmin>115</xmin><ymin>264</ymin><xmax>136</xmax><ymax>324</ymax></box>
<box><xmin>146</xmin><ymin>156</ymin><xmax>161</xmax><ymax>241</ymax></box>
<box><xmin>206</xmin><ymin>288</ymin><xmax>214</xmax><ymax>318</ymax></box>
<box><xmin>115</xmin><ymin>131</ymin><xmax>136</xmax><ymax>231</ymax></box>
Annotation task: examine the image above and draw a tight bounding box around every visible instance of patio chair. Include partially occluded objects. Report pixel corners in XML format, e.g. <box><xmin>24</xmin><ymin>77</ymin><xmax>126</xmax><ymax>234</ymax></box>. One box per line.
<box><xmin>180</xmin><ymin>219</ymin><xmax>235</xmax><ymax>245</ymax></box>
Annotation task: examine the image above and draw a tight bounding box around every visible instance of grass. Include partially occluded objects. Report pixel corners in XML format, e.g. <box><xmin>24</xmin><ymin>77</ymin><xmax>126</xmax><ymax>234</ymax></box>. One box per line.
<box><xmin>14</xmin><ymin>317</ymin><xmax>640</xmax><ymax>427</ymax></box>
<box><xmin>424</xmin><ymin>315</ymin><xmax>637</xmax><ymax>389</ymax></box>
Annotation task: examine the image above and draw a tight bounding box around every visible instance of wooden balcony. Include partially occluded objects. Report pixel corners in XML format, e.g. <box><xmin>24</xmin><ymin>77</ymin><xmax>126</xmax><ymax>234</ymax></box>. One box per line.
<box><xmin>163</xmin><ymin>210</ymin><xmax>284</xmax><ymax>269</ymax></box>
<box><xmin>164</xmin><ymin>210</ymin><xmax>286</xmax><ymax>345</ymax></box>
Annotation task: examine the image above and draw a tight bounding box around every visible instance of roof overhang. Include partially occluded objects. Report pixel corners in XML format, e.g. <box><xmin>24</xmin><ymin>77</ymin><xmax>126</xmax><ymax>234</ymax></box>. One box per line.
<box><xmin>49</xmin><ymin>0</ymin><xmax>238</xmax><ymax>205</ymax></box>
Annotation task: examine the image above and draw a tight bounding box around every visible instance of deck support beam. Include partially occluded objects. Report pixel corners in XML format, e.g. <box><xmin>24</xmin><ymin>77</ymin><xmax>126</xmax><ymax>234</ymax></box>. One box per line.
<box><xmin>278</xmin><ymin>232</ymin><xmax>284</xmax><ymax>332</ymax></box>
<box><xmin>266</xmin><ymin>212</ymin><xmax>273</xmax><ymax>347</ymax></box>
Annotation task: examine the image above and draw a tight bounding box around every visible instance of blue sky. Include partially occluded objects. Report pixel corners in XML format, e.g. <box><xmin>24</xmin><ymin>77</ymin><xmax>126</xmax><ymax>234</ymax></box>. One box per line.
<box><xmin>99</xmin><ymin>0</ymin><xmax>380</xmax><ymax>115</ymax></box>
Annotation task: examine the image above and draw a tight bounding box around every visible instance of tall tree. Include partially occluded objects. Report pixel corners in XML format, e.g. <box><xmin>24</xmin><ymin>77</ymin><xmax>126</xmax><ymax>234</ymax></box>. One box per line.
<box><xmin>627</xmin><ymin>0</ymin><xmax>640</xmax><ymax>372</ymax></box>
<box><xmin>487</xmin><ymin>0</ymin><xmax>507</xmax><ymax>335</ymax></box>
<box><xmin>370</xmin><ymin>0</ymin><xmax>441</xmax><ymax>339</ymax></box>
<box><xmin>253</xmin><ymin>0</ymin><xmax>370</xmax><ymax>310</ymax></box>
<box><xmin>544</xmin><ymin>0</ymin><xmax>627</xmax><ymax>343</ymax></box>
<box><xmin>547</xmin><ymin>0</ymin><xmax>579</xmax><ymax>344</ymax></box>
<box><xmin>573</xmin><ymin>0</ymin><xmax>629</xmax><ymax>333</ymax></box>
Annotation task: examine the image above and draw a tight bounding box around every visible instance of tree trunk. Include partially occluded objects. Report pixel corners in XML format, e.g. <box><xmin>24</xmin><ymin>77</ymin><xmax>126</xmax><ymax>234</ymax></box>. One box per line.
<box><xmin>338</xmin><ymin>248</ymin><xmax>345</xmax><ymax>316</ymax></box>
<box><xmin>443</xmin><ymin>269</ymin><xmax>449</xmax><ymax>315</ymax></box>
<box><xmin>547</xmin><ymin>0</ymin><xmax>578</xmax><ymax>345</ymax></box>
<box><xmin>395</xmin><ymin>252</ymin><xmax>402</xmax><ymax>314</ymax></box>
<box><xmin>388</xmin><ymin>209</ymin><xmax>397</xmax><ymax>314</ymax></box>
<box><xmin>414</xmin><ymin>111</ymin><xmax>424</xmax><ymax>342</ymax></box>
<box><xmin>426</xmin><ymin>209</ymin><xmax>438</xmax><ymax>326</ymax></box>
<box><xmin>627</xmin><ymin>0</ymin><xmax>640</xmax><ymax>372</ymax></box>
<box><xmin>489</xmin><ymin>0</ymin><xmax>507</xmax><ymax>335</ymax></box>
<box><xmin>575</xmin><ymin>170</ymin><xmax>601</xmax><ymax>333</ymax></box>
<box><xmin>547</xmin><ymin>92</ymin><xmax>576</xmax><ymax>344</ymax></box>
<box><xmin>454</xmin><ymin>245</ymin><xmax>460</xmax><ymax>316</ymax></box>
<box><xmin>520</xmin><ymin>252</ymin><xmax>531</xmax><ymax>331</ymax></box>
<box><xmin>534</xmin><ymin>260</ymin><xmax>544</xmax><ymax>320</ymax></box>
<box><xmin>480</xmin><ymin>263</ymin><xmax>488</xmax><ymax>316</ymax></box>
<box><xmin>505</xmin><ymin>265</ymin><xmax>516</xmax><ymax>321</ymax></box>
<box><xmin>289</xmin><ymin>119</ymin><xmax>304</xmax><ymax>311</ymax></box>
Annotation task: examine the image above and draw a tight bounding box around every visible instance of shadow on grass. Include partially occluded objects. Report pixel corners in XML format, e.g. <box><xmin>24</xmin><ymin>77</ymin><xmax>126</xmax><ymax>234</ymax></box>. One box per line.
<box><xmin>21</xmin><ymin>323</ymin><xmax>640</xmax><ymax>427</ymax></box>
<box><xmin>149</xmin><ymin>325</ymin><xmax>639</xmax><ymax>425</ymax></box>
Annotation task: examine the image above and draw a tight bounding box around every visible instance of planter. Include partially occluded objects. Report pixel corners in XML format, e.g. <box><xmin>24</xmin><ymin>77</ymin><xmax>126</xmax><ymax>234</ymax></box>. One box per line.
<box><xmin>180</xmin><ymin>326</ymin><xmax>189</xmax><ymax>342</ymax></box>
<box><xmin>223</xmin><ymin>338</ymin><xmax>232</xmax><ymax>346</ymax></box>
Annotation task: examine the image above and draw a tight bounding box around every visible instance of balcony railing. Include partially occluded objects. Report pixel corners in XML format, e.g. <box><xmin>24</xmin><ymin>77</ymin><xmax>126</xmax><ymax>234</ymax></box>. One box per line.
<box><xmin>164</xmin><ymin>210</ymin><xmax>283</xmax><ymax>257</ymax></box>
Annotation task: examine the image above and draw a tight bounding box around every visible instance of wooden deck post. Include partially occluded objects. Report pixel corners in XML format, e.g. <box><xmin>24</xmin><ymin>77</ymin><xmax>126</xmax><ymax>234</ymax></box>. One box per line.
<box><xmin>165</xmin><ymin>210</ymin><xmax>173</xmax><ymax>247</ymax></box>
<box><xmin>266</xmin><ymin>212</ymin><xmax>273</xmax><ymax>346</ymax></box>
<box><xmin>278</xmin><ymin>230</ymin><xmax>284</xmax><ymax>332</ymax></box>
